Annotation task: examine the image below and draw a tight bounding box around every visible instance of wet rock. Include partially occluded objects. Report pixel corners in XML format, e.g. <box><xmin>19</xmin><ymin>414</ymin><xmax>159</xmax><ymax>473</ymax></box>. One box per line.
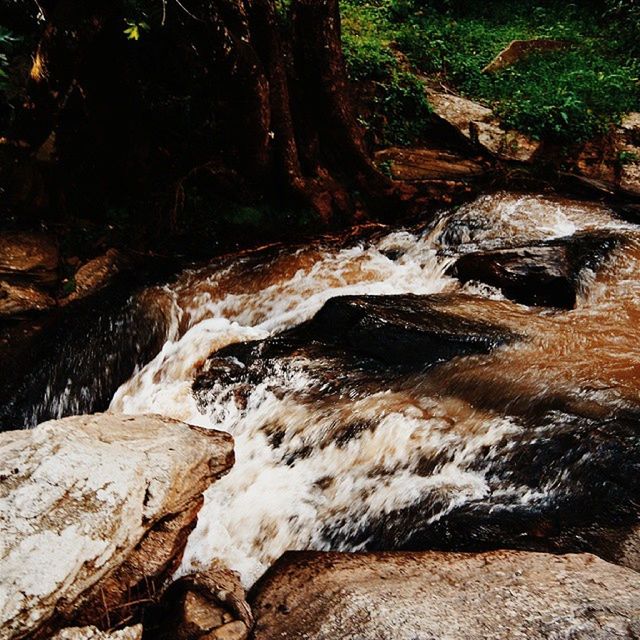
<box><xmin>482</xmin><ymin>39</ymin><xmax>570</xmax><ymax>73</ymax></box>
<box><xmin>306</xmin><ymin>295</ymin><xmax>516</xmax><ymax>365</ymax></box>
<box><xmin>51</xmin><ymin>626</ymin><xmax>143</xmax><ymax>640</ymax></box>
<box><xmin>63</xmin><ymin>249</ymin><xmax>126</xmax><ymax>303</ymax></box>
<box><xmin>374</xmin><ymin>147</ymin><xmax>491</xmax><ymax>182</ymax></box>
<box><xmin>0</xmin><ymin>281</ymin><xmax>55</xmax><ymax>315</ymax></box>
<box><xmin>0</xmin><ymin>281</ymin><xmax>172</xmax><ymax>431</ymax></box>
<box><xmin>427</xmin><ymin>91</ymin><xmax>541</xmax><ymax>162</ymax></box>
<box><xmin>152</xmin><ymin>561</ymin><xmax>252</xmax><ymax>640</ymax></box>
<box><xmin>194</xmin><ymin>294</ymin><xmax>518</xmax><ymax>398</ymax></box>
<box><xmin>251</xmin><ymin>550</ymin><xmax>640</xmax><ymax>640</ymax></box>
<box><xmin>0</xmin><ymin>232</ymin><xmax>59</xmax><ymax>284</ymax></box>
<box><xmin>0</xmin><ymin>413</ymin><xmax>234</xmax><ymax>640</ymax></box>
<box><xmin>449</xmin><ymin>232</ymin><xmax>622</xmax><ymax>308</ymax></box>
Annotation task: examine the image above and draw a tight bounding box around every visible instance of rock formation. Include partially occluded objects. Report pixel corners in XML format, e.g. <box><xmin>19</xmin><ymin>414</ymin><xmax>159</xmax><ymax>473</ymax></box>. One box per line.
<box><xmin>251</xmin><ymin>550</ymin><xmax>640</xmax><ymax>639</ymax></box>
<box><xmin>0</xmin><ymin>413</ymin><xmax>234</xmax><ymax>640</ymax></box>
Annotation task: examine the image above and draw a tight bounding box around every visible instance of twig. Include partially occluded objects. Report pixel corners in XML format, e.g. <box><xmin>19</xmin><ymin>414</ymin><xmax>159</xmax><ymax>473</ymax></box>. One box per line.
<box><xmin>172</xmin><ymin>0</ymin><xmax>202</xmax><ymax>21</ymax></box>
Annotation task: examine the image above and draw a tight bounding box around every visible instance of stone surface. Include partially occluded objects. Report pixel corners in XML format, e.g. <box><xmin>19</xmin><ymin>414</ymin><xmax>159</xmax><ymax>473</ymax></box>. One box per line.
<box><xmin>449</xmin><ymin>231</ymin><xmax>622</xmax><ymax>308</ymax></box>
<box><xmin>64</xmin><ymin>249</ymin><xmax>126</xmax><ymax>303</ymax></box>
<box><xmin>50</xmin><ymin>626</ymin><xmax>143</xmax><ymax>640</ymax></box>
<box><xmin>482</xmin><ymin>39</ymin><xmax>570</xmax><ymax>73</ymax></box>
<box><xmin>202</xmin><ymin>621</ymin><xmax>248</xmax><ymax>640</ymax></box>
<box><xmin>428</xmin><ymin>90</ymin><xmax>541</xmax><ymax>162</ymax></box>
<box><xmin>471</xmin><ymin>120</ymin><xmax>540</xmax><ymax>162</ymax></box>
<box><xmin>0</xmin><ymin>413</ymin><xmax>234</xmax><ymax>640</ymax></box>
<box><xmin>428</xmin><ymin>91</ymin><xmax>494</xmax><ymax>140</ymax></box>
<box><xmin>153</xmin><ymin>562</ymin><xmax>252</xmax><ymax>640</ymax></box>
<box><xmin>375</xmin><ymin>147</ymin><xmax>490</xmax><ymax>182</ymax></box>
<box><xmin>0</xmin><ymin>281</ymin><xmax>55</xmax><ymax>315</ymax></box>
<box><xmin>251</xmin><ymin>550</ymin><xmax>640</xmax><ymax>640</ymax></box>
<box><xmin>0</xmin><ymin>233</ymin><xmax>58</xmax><ymax>283</ymax></box>
<box><xmin>620</xmin><ymin>112</ymin><xmax>640</xmax><ymax>146</ymax></box>
<box><xmin>620</xmin><ymin>157</ymin><xmax>640</xmax><ymax>197</ymax></box>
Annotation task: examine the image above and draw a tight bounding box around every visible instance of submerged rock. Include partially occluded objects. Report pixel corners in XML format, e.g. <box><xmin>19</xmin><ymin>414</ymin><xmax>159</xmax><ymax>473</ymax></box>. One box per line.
<box><xmin>251</xmin><ymin>550</ymin><xmax>640</xmax><ymax>640</ymax></box>
<box><xmin>194</xmin><ymin>293</ymin><xmax>518</xmax><ymax>398</ymax></box>
<box><xmin>0</xmin><ymin>413</ymin><xmax>234</xmax><ymax>640</ymax></box>
<box><xmin>449</xmin><ymin>231</ymin><xmax>622</xmax><ymax>308</ymax></box>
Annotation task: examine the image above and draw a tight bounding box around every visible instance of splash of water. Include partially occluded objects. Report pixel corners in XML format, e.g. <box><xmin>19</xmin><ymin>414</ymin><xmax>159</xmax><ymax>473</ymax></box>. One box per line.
<box><xmin>109</xmin><ymin>192</ymin><xmax>639</xmax><ymax>585</ymax></box>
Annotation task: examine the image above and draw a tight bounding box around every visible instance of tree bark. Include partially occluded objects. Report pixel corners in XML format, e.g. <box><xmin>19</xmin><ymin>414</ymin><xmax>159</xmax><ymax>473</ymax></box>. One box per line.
<box><xmin>8</xmin><ymin>0</ymin><xmax>408</xmax><ymax>228</ymax></box>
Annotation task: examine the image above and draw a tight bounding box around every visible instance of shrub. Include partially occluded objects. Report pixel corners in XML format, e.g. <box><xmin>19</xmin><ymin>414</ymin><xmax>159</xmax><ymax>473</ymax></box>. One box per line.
<box><xmin>378</xmin><ymin>70</ymin><xmax>432</xmax><ymax>145</ymax></box>
<box><xmin>342</xmin><ymin>31</ymin><xmax>397</xmax><ymax>81</ymax></box>
<box><xmin>485</xmin><ymin>52</ymin><xmax>638</xmax><ymax>142</ymax></box>
<box><xmin>341</xmin><ymin>1</ymin><xmax>432</xmax><ymax>145</ymax></box>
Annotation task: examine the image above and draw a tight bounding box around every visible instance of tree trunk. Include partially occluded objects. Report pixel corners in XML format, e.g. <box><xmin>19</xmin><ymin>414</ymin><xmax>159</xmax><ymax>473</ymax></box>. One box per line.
<box><xmin>8</xmin><ymin>0</ymin><xmax>408</xmax><ymax>229</ymax></box>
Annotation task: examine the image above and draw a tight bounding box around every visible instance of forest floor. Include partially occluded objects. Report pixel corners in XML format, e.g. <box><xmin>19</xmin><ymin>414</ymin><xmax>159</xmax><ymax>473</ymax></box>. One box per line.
<box><xmin>341</xmin><ymin>0</ymin><xmax>640</xmax><ymax>148</ymax></box>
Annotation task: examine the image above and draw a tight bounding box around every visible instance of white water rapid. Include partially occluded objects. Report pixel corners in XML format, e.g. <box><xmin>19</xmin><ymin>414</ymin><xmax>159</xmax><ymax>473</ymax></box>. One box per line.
<box><xmin>108</xmin><ymin>192</ymin><xmax>640</xmax><ymax>585</ymax></box>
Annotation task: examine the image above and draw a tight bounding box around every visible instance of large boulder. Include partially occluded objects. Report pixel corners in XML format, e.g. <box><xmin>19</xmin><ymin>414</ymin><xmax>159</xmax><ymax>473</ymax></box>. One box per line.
<box><xmin>193</xmin><ymin>293</ymin><xmax>518</xmax><ymax>399</ymax></box>
<box><xmin>427</xmin><ymin>91</ymin><xmax>541</xmax><ymax>162</ymax></box>
<box><xmin>251</xmin><ymin>550</ymin><xmax>640</xmax><ymax>640</ymax></box>
<box><xmin>0</xmin><ymin>413</ymin><xmax>234</xmax><ymax>640</ymax></box>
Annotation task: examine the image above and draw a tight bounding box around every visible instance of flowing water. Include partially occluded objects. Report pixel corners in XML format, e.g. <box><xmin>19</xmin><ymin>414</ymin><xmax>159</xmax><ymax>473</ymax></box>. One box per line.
<box><xmin>99</xmin><ymin>192</ymin><xmax>639</xmax><ymax>586</ymax></box>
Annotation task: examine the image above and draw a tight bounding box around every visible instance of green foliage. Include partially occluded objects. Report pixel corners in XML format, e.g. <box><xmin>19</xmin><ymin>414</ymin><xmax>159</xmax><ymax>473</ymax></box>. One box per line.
<box><xmin>342</xmin><ymin>30</ymin><xmax>397</xmax><ymax>81</ymax></box>
<box><xmin>341</xmin><ymin>0</ymin><xmax>640</xmax><ymax>144</ymax></box>
<box><xmin>618</xmin><ymin>149</ymin><xmax>640</xmax><ymax>164</ymax></box>
<box><xmin>482</xmin><ymin>52</ymin><xmax>638</xmax><ymax>142</ymax></box>
<box><xmin>341</xmin><ymin>1</ymin><xmax>432</xmax><ymax>145</ymax></box>
<box><xmin>378</xmin><ymin>70</ymin><xmax>432</xmax><ymax>145</ymax></box>
<box><xmin>0</xmin><ymin>27</ymin><xmax>19</xmax><ymax>89</ymax></box>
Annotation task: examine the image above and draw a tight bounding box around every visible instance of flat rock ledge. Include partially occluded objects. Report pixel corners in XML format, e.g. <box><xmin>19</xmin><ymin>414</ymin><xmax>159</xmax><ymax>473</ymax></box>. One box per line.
<box><xmin>251</xmin><ymin>550</ymin><xmax>640</xmax><ymax>640</ymax></box>
<box><xmin>0</xmin><ymin>413</ymin><xmax>234</xmax><ymax>640</ymax></box>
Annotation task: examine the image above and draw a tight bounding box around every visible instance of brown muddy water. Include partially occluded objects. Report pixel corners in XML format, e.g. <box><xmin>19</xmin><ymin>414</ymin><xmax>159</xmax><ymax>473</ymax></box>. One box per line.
<box><xmin>11</xmin><ymin>192</ymin><xmax>640</xmax><ymax>585</ymax></box>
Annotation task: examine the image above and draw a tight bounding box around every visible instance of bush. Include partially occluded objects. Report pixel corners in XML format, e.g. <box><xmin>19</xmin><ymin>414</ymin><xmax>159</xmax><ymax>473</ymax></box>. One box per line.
<box><xmin>378</xmin><ymin>70</ymin><xmax>432</xmax><ymax>145</ymax></box>
<box><xmin>342</xmin><ymin>31</ymin><xmax>397</xmax><ymax>81</ymax></box>
<box><xmin>341</xmin><ymin>1</ymin><xmax>432</xmax><ymax>145</ymax></box>
<box><xmin>484</xmin><ymin>51</ymin><xmax>638</xmax><ymax>142</ymax></box>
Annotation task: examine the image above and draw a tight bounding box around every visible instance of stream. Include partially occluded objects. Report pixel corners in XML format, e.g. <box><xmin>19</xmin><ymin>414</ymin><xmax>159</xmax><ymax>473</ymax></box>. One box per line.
<box><xmin>10</xmin><ymin>192</ymin><xmax>640</xmax><ymax>586</ymax></box>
